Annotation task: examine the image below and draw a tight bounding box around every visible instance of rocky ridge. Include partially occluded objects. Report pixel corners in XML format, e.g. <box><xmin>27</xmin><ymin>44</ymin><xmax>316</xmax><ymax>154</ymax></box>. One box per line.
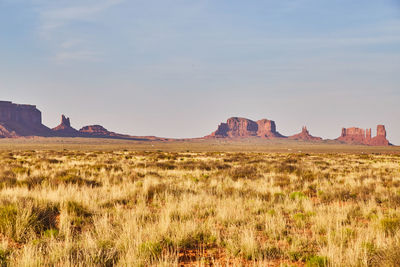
<box><xmin>288</xmin><ymin>126</ymin><xmax>322</xmax><ymax>141</ymax></box>
<box><xmin>0</xmin><ymin>101</ymin><xmax>167</xmax><ymax>141</ymax></box>
<box><xmin>52</xmin><ymin>115</ymin><xmax>80</xmax><ymax>137</ymax></box>
<box><xmin>336</xmin><ymin>125</ymin><xmax>390</xmax><ymax>146</ymax></box>
<box><xmin>205</xmin><ymin>117</ymin><xmax>391</xmax><ymax>146</ymax></box>
<box><xmin>206</xmin><ymin>117</ymin><xmax>285</xmax><ymax>139</ymax></box>
<box><xmin>0</xmin><ymin>101</ymin><xmax>393</xmax><ymax>146</ymax></box>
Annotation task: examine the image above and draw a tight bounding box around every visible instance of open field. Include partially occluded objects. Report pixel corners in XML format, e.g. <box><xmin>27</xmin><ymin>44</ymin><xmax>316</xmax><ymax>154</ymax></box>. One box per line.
<box><xmin>0</xmin><ymin>140</ymin><xmax>400</xmax><ymax>266</ymax></box>
<box><xmin>0</xmin><ymin>137</ymin><xmax>399</xmax><ymax>153</ymax></box>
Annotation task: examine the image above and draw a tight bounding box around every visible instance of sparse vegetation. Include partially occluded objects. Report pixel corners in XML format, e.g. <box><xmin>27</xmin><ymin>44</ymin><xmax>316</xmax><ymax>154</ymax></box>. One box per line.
<box><xmin>0</xmin><ymin>148</ymin><xmax>399</xmax><ymax>266</ymax></box>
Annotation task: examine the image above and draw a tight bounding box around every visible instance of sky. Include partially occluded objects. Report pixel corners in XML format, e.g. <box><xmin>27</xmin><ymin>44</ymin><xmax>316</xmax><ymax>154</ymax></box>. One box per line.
<box><xmin>1</xmin><ymin>0</ymin><xmax>399</xmax><ymax>143</ymax></box>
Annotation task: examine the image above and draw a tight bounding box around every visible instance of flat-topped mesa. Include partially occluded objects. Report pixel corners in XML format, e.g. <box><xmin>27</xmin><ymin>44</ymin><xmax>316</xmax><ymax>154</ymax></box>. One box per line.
<box><xmin>288</xmin><ymin>126</ymin><xmax>322</xmax><ymax>141</ymax></box>
<box><xmin>208</xmin><ymin>117</ymin><xmax>258</xmax><ymax>138</ymax></box>
<box><xmin>0</xmin><ymin>101</ymin><xmax>52</xmax><ymax>137</ymax></box>
<box><xmin>336</xmin><ymin>125</ymin><xmax>390</xmax><ymax>146</ymax></box>
<box><xmin>0</xmin><ymin>100</ymin><xmax>169</xmax><ymax>141</ymax></box>
<box><xmin>256</xmin><ymin>119</ymin><xmax>285</xmax><ymax>138</ymax></box>
<box><xmin>206</xmin><ymin>117</ymin><xmax>285</xmax><ymax>139</ymax></box>
<box><xmin>0</xmin><ymin>101</ymin><xmax>42</xmax><ymax>126</ymax></box>
<box><xmin>79</xmin><ymin>125</ymin><xmax>112</xmax><ymax>137</ymax></box>
<box><xmin>52</xmin><ymin>115</ymin><xmax>80</xmax><ymax>136</ymax></box>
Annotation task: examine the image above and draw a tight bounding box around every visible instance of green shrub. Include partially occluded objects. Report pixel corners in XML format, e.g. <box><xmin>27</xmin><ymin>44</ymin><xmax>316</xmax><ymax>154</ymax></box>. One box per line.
<box><xmin>66</xmin><ymin>201</ymin><xmax>92</xmax><ymax>232</ymax></box>
<box><xmin>178</xmin><ymin>229</ymin><xmax>217</xmax><ymax>249</ymax></box>
<box><xmin>47</xmin><ymin>159</ymin><xmax>62</xmax><ymax>164</ymax></box>
<box><xmin>262</xmin><ymin>245</ymin><xmax>283</xmax><ymax>259</ymax></box>
<box><xmin>273</xmin><ymin>192</ymin><xmax>286</xmax><ymax>203</ymax></box>
<box><xmin>230</xmin><ymin>166</ymin><xmax>258</xmax><ymax>180</ymax></box>
<box><xmin>20</xmin><ymin>176</ymin><xmax>45</xmax><ymax>189</ymax></box>
<box><xmin>43</xmin><ymin>229</ymin><xmax>59</xmax><ymax>238</ymax></box>
<box><xmin>0</xmin><ymin>248</ymin><xmax>10</xmax><ymax>267</ymax></box>
<box><xmin>290</xmin><ymin>191</ymin><xmax>307</xmax><ymax>200</ymax></box>
<box><xmin>138</xmin><ymin>241</ymin><xmax>162</xmax><ymax>262</ymax></box>
<box><xmin>31</xmin><ymin>203</ymin><xmax>60</xmax><ymax>234</ymax></box>
<box><xmin>0</xmin><ymin>170</ymin><xmax>17</xmax><ymax>189</ymax></box>
<box><xmin>66</xmin><ymin>201</ymin><xmax>91</xmax><ymax>217</ymax></box>
<box><xmin>11</xmin><ymin>167</ymin><xmax>28</xmax><ymax>175</ymax></box>
<box><xmin>93</xmin><ymin>240</ymin><xmax>119</xmax><ymax>267</ymax></box>
<box><xmin>381</xmin><ymin>217</ymin><xmax>400</xmax><ymax>236</ymax></box>
<box><xmin>306</xmin><ymin>255</ymin><xmax>328</xmax><ymax>267</ymax></box>
<box><xmin>54</xmin><ymin>174</ymin><xmax>101</xmax><ymax>187</ymax></box>
<box><xmin>0</xmin><ymin>204</ymin><xmax>18</xmax><ymax>238</ymax></box>
<box><xmin>0</xmin><ymin>201</ymin><xmax>59</xmax><ymax>242</ymax></box>
<box><xmin>273</xmin><ymin>175</ymin><xmax>291</xmax><ymax>187</ymax></box>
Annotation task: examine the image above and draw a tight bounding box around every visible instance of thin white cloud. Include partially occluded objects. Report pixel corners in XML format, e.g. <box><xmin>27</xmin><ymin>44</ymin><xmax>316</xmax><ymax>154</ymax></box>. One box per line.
<box><xmin>39</xmin><ymin>0</ymin><xmax>124</xmax><ymax>30</ymax></box>
<box><xmin>33</xmin><ymin>0</ymin><xmax>125</xmax><ymax>62</ymax></box>
<box><xmin>53</xmin><ymin>50</ymin><xmax>101</xmax><ymax>62</ymax></box>
<box><xmin>60</xmin><ymin>39</ymin><xmax>84</xmax><ymax>49</ymax></box>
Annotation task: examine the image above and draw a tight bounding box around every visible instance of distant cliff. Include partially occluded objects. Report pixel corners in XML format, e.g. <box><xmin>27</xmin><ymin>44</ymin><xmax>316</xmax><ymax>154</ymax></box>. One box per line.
<box><xmin>0</xmin><ymin>101</ymin><xmax>168</xmax><ymax>141</ymax></box>
<box><xmin>288</xmin><ymin>126</ymin><xmax>322</xmax><ymax>141</ymax></box>
<box><xmin>0</xmin><ymin>101</ymin><xmax>52</xmax><ymax>137</ymax></box>
<box><xmin>336</xmin><ymin>125</ymin><xmax>390</xmax><ymax>146</ymax></box>
<box><xmin>0</xmin><ymin>101</ymin><xmax>393</xmax><ymax>146</ymax></box>
<box><xmin>206</xmin><ymin>117</ymin><xmax>285</xmax><ymax>139</ymax></box>
<box><xmin>205</xmin><ymin>117</ymin><xmax>391</xmax><ymax>146</ymax></box>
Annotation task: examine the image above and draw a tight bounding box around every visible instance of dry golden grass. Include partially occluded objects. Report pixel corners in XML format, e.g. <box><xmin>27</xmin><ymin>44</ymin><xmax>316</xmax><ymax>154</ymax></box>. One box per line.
<box><xmin>0</xmin><ymin>146</ymin><xmax>399</xmax><ymax>266</ymax></box>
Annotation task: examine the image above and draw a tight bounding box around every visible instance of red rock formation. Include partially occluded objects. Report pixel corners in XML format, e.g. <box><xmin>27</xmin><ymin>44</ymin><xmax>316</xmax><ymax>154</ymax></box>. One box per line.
<box><xmin>0</xmin><ymin>101</ymin><xmax>52</xmax><ymax>137</ymax></box>
<box><xmin>369</xmin><ymin>125</ymin><xmax>390</xmax><ymax>146</ymax></box>
<box><xmin>0</xmin><ymin>124</ymin><xmax>16</xmax><ymax>138</ymax></box>
<box><xmin>0</xmin><ymin>100</ymin><xmax>170</xmax><ymax>141</ymax></box>
<box><xmin>208</xmin><ymin>117</ymin><xmax>257</xmax><ymax>138</ymax></box>
<box><xmin>52</xmin><ymin>115</ymin><xmax>80</xmax><ymax>136</ymax></box>
<box><xmin>336</xmin><ymin>125</ymin><xmax>390</xmax><ymax>146</ymax></box>
<box><xmin>79</xmin><ymin>125</ymin><xmax>112</xmax><ymax>137</ymax></box>
<box><xmin>256</xmin><ymin>119</ymin><xmax>286</xmax><ymax>138</ymax></box>
<box><xmin>206</xmin><ymin>117</ymin><xmax>285</xmax><ymax>139</ymax></box>
<box><xmin>288</xmin><ymin>126</ymin><xmax>322</xmax><ymax>141</ymax></box>
<box><xmin>79</xmin><ymin>124</ymin><xmax>170</xmax><ymax>141</ymax></box>
<box><xmin>337</xmin><ymin>127</ymin><xmax>366</xmax><ymax>144</ymax></box>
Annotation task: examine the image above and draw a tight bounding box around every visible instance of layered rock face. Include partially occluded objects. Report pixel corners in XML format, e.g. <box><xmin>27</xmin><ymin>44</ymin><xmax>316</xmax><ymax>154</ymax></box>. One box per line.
<box><xmin>369</xmin><ymin>125</ymin><xmax>390</xmax><ymax>146</ymax></box>
<box><xmin>336</xmin><ymin>125</ymin><xmax>390</xmax><ymax>146</ymax></box>
<box><xmin>288</xmin><ymin>126</ymin><xmax>322</xmax><ymax>141</ymax></box>
<box><xmin>0</xmin><ymin>100</ymin><xmax>394</xmax><ymax>146</ymax></box>
<box><xmin>0</xmin><ymin>101</ymin><xmax>41</xmax><ymax>125</ymax></box>
<box><xmin>78</xmin><ymin>124</ymin><xmax>169</xmax><ymax>141</ymax></box>
<box><xmin>210</xmin><ymin>117</ymin><xmax>258</xmax><ymax>138</ymax></box>
<box><xmin>52</xmin><ymin>115</ymin><xmax>80</xmax><ymax>136</ymax></box>
<box><xmin>79</xmin><ymin>125</ymin><xmax>113</xmax><ymax>137</ymax></box>
<box><xmin>256</xmin><ymin>119</ymin><xmax>286</xmax><ymax>138</ymax></box>
<box><xmin>0</xmin><ymin>101</ymin><xmax>52</xmax><ymax>137</ymax></box>
<box><xmin>206</xmin><ymin>117</ymin><xmax>285</xmax><ymax>139</ymax></box>
<box><xmin>0</xmin><ymin>101</ymin><xmax>168</xmax><ymax>141</ymax></box>
<box><xmin>206</xmin><ymin>118</ymin><xmax>391</xmax><ymax>146</ymax></box>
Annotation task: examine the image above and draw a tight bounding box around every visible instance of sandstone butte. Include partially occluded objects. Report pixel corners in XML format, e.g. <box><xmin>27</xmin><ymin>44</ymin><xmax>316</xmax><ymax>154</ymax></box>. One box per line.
<box><xmin>0</xmin><ymin>101</ymin><xmax>393</xmax><ymax>146</ymax></box>
<box><xmin>206</xmin><ymin>117</ymin><xmax>285</xmax><ymax>139</ymax></box>
<box><xmin>288</xmin><ymin>126</ymin><xmax>323</xmax><ymax>141</ymax></box>
<box><xmin>52</xmin><ymin>115</ymin><xmax>80</xmax><ymax>137</ymax></box>
<box><xmin>205</xmin><ymin>117</ymin><xmax>321</xmax><ymax>141</ymax></box>
<box><xmin>0</xmin><ymin>101</ymin><xmax>168</xmax><ymax>141</ymax></box>
<box><xmin>336</xmin><ymin>125</ymin><xmax>390</xmax><ymax>146</ymax></box>
<box><xmin>205</xmin><ymin>117</ymin><xmax>391</xmax><ymax>146</ymax></box>
<box><xmin>0</xmin><ymin>101</ymin><xmax>52</xmax><ymax>137</ymax></box>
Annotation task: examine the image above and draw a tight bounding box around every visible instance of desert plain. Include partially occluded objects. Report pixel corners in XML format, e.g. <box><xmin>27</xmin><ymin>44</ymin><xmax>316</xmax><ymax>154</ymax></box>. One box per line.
<box><xmin>0</xmin><ymin>138</ymin><xmax>399</xmax><ymax>266</ymax></box>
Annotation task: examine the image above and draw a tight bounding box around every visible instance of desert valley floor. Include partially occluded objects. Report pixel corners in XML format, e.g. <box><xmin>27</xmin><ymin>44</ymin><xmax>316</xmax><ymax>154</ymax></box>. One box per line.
<box><xmin>0</xmin><ymin>138</ymin><xmax>399</xmax><ymax>266</ymax></box>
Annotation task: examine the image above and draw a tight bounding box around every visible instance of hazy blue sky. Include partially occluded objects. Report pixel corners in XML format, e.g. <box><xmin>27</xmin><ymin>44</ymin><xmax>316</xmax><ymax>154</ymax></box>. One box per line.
<box><xmin>1</xmin><ymin>0</ymin><xmax>399</xmax><ymax>143</ymax></box>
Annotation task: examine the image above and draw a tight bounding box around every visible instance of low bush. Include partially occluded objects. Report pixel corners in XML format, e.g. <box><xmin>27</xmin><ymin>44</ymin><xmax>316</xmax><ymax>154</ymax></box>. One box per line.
<box><xmin>230</xmin><ymin>166</ymin><xmax>259</xmax><ymax>180</ymax></box>
<box><xmin>306</xmin><ymin>255</ymin><xmax>328</xmax><ymax>267</ymax></box>
<box><xmin>0</xmin><ymin>200</ymin><xmax>59</xmax><ymax>243</ymax></box>
<box><xmin>381</xmin><ymin>217</ymin><xmax>400</xmax><ymax>236</ymax></box>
